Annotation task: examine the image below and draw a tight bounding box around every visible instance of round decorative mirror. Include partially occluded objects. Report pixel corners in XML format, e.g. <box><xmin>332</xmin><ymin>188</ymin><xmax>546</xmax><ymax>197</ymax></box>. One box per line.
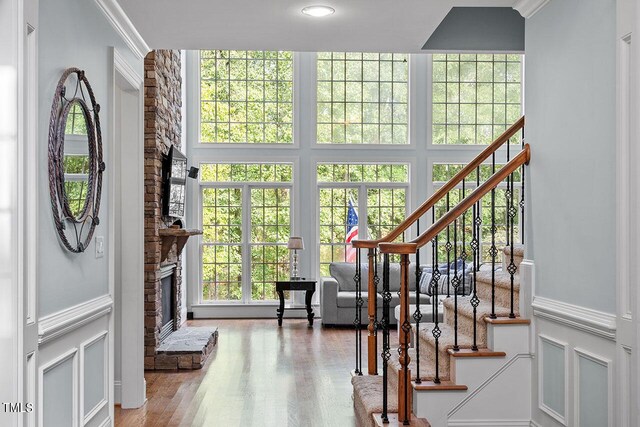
<box><xmin>48</xmin><ymin>68</ymin><xmax>104</xmax><ymax>253</ymax></box>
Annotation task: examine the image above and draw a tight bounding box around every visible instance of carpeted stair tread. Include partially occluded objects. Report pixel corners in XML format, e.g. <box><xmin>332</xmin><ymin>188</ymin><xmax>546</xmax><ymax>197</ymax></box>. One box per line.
<box><xmin>503</xmin><ymin>244</ymin><xmax>524</xmax><ymax>257</ymax></box>
<box><xmin>414</xmin><ymin>322</ymin><xmax>476</xmax><ymax>350</ymax></box>
<box><xmin>388</xmin><ymin>348</ymin><xmax>440</xmax><ymax>382</ymax></box>
<box><xmin>442</xmin><ymin>296</ymin><xmax>516</xmax><ymax>321</ymax></box>
<box><xmin>352</xmin><ymin>375</ymin><xmax>397</xmax><ymax>427</ymax></box>
<box><xmin>475</xmin><ymin>270</ymin><xmax>520</xmax><ymax>291</ymax></box>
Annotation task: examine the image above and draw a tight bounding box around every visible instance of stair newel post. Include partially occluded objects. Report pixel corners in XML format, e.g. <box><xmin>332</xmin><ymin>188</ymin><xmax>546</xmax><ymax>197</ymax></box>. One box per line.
<box><xmin>367</xmin><ymin>247</ymin><xmax>378</xmax><ymax>375</ymax></box>
<box><xmin>446</xmin><ymin>192</ymin><xmax>452</xmax><ymax>298</ymax></box>
<box><xmin>354</xmin><ymin>248</ymin><xmax>363</xmax><ymax>375</ymax></box>
<box><xmin>399</xmin><ymin>252</ymin><xmax>412</xmax><ymax>425</ymax></box>
<box><xmin>414</xmin><ymin>219</ymin><xmax>422</xmax><ymax>384</ymax></box>
<box><xmin>508</xmin><ymin>169</ymin><xmax>517</xmax><ymax>318</ymax></box>
<box><xmin>452</xmin><ymin>217</ymin><xmax>460</xmax><ymax>352</ymax></box>
<box><xmin>489</xmin><ymin>152</ymin><xmax>498</xmax><ymax>319</ymax></box>
<box><xmin>381</xmin><ymin>253</ymin><xmax>391</xmax><ymax>423</ymax></box>
<box><xmin>431</xmin><ymin>209</ymin><xmax>442</xmax><ymax>383</ymax></box>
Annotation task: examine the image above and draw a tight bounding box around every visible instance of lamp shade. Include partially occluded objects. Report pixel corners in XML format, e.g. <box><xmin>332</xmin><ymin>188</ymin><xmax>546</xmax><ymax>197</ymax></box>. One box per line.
<box><xmin>287</xmin><ymin>236</ymin><xmax>304</xmax><ymax>250</ymax></box>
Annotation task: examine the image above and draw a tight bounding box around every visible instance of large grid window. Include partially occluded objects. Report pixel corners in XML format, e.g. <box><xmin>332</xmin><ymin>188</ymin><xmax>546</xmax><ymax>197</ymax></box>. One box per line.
<box><xmin>200</xmin><ymin>163</ymin><xmax>293</xmax><ymax>303</ymax></box>
<box><xmin>432</xmin><ymin>163</ymin><xmax>521</xmax><ymax>262</ymax></box>
<box><xmin>318</xmin><ymin>162</ymin><xmax>409</xmax><ymax>276</ymax></box>
<box><xmin>317</xmin><ymin>53</ymin><xmax>409</xmax><ymax>144</ymax></box>
<box><xmin>432</xmin><ymin>54</ymin><xmax>522</xmax><ymax>145</ymax></box>
<box><xmin>200</xmin><ymin>50</ymin><xmax>294</xmax><ymax>144</ymax></box>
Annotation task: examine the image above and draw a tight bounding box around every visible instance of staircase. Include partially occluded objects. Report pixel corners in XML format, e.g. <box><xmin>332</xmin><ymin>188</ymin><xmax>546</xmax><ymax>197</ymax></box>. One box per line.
<box><xmin>348</xmin><ymin>117</ymin><xmax>532</xmax><ymax>426</ymax></box>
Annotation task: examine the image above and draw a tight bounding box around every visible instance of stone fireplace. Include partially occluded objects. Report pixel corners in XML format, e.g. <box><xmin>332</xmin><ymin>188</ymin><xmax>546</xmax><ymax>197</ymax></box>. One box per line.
<box><xmin>144</xmin><ymin>50</ymin><xmax>217</xmax><ymax>370</ymax></box>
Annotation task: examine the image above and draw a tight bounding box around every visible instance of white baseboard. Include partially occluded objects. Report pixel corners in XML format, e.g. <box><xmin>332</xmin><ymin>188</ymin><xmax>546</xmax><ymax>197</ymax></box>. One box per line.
<box><xmin>114</xmin><ymin>380</ymin><xmax>121</xmax><ymax>405</ymax></box>
<box><xmin>448</xmin><ymin>421</ymin><xmax>532</xmax><ymax>427</ymax></box>
<box><xmin>192</xmin><ymin>304</ymin><xmax>320</xmax><ymax>319</ymax></box>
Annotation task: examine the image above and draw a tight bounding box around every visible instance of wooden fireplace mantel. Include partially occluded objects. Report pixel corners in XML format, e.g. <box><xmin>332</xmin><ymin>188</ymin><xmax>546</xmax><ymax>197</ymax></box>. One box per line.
<box><xmin>158</xmin><ymin>228</ymin><xmax>202</xmax><ymax>262</ymax></box>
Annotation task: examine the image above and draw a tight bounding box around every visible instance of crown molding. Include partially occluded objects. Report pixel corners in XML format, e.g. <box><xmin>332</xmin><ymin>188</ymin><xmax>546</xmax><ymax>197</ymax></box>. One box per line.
<box><xmin>513</xmin><ymin>0</ymin><xmax>551</xmax><ymax>19</ymax></box>
<box><xmin>95</xmin><ymin>0</ymin><xmax>150</xmax><ymax>60</ymax></box>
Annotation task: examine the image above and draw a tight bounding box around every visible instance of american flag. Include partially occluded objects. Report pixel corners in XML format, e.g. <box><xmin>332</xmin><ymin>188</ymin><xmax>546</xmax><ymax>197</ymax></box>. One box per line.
<box><xmin>345</xmin><ymin>199</ymin><xmax>359</xmax><ymax>263</ymax></box>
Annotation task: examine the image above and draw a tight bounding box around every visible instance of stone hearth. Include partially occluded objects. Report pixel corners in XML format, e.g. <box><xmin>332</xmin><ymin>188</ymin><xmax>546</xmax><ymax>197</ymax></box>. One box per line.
<box><xmin>155</xmin><ymin>327</ymin><xmax>219</xmax><ymax>370</ymax></box>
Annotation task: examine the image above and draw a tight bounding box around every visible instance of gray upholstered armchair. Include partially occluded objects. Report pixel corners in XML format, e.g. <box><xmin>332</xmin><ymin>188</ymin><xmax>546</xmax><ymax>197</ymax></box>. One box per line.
<box><xmin>320</xmin><ymin>262</ymin><xmax>432</xmax><ymax>326</ymax></box>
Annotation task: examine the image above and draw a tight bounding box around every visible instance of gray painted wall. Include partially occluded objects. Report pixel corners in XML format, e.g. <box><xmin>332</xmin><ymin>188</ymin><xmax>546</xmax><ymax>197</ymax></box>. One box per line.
<box><xmin>423</xmin><ymin>7</ymin><xmax>524</xmax><ymax>52</ymax></box>
<box><xmin>525</xmin><ymin>0</ymin><xmax>616</xmax><ymax>313</ymax></box>
<box><xmin>38</xmin><ymin>0</ymin><xmax>142</xmax><ymax>317</ymax></box>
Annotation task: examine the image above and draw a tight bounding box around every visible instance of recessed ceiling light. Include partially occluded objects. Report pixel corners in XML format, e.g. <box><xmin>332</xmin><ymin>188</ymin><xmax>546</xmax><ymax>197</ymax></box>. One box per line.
<box><xmin>301</xmin><ymin>5</ymin><xmax>335</xmax><ymax>17</ymax></box>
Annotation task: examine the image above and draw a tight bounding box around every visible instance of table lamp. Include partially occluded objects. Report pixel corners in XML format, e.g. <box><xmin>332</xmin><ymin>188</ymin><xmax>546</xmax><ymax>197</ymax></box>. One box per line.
<box><xmin>287</xmin><ymin>237</ymin><xmax>304</xmax><ymax>280</ymax></box>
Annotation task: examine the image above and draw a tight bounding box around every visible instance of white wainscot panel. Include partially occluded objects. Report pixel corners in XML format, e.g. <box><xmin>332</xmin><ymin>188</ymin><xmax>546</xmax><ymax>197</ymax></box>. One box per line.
<box><xmin>81</xmin><ymin>331</ymin><xmax>108</xmax><ymax>425</ymax></box>
<box><xmin>575</xmin><ymin>348</ymin><xmax>612</xmax><ymax>427</ymax></box>
<box><xmin>40</xmin><ymin>348</ymin><xmax>78</xmax><ymax>427</ymax></box>
<box><xmin>538</xmin><ymin>335</ymin><xmax>568</xmax><ymax>425</ymax></box>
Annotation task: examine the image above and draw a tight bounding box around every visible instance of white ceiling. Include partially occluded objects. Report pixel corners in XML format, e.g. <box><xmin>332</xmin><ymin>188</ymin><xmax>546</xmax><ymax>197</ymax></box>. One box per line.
<box><xmin>118</xmin><ymin>0</ymin><xmax>518</xmax><ymax>53</ymax></box>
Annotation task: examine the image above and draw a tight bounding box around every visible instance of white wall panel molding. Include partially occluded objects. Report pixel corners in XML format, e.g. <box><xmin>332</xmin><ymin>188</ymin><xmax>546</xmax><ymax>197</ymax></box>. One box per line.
<box><xmin>39</xmin><ymin>347</ymin><xmax>78</xmax><ymax>427</ymax></box>
<box><xmin>80</xmin><ymin>331</ymin><xmax>108</xmax><ymax>426</ymax></box>
<box><xmin>512</xmin><ymin>0</ymin><xmax>551</xmax><ymax>19</ymax></box>
<box><xmin>538</xmin><ymin>334</ymin><xmax>568</xmax><ymax>425</ymax></box>
<box><xmin>94</xmin><ymin>0</ymin><xmax>149</xmax><ymax>60</ymax></box>
<box><xmin>38</xmin><ymin>295</ymin><xmax>113</xmax><ymax>345</ymax></box>
<box><xmin>574</xmin><ymin>348</ymin><xmax>613</xmax><ymax>427</ymax></box>
<box><xmin>532</xmin><ymin>296</ymin><xmax>617</xmax><ymax>341</ymax></box>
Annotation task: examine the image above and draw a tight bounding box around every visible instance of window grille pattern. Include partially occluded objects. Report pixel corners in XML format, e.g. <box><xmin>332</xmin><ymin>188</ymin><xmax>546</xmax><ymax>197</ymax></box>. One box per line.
<box><xmin>366</xmin><ymin>188</ymin><xmax>406</xmax><ymax>241</ymax></box>
<box><xmin>432</xmin><ymin>54</ymin><xmax>522</xmax><ymax>145</ymax></box>
<box><xmin>200</xmin><ymin>163</ymin><xmax>293</xmax><ymax>183</ymax></box>
<box><xmin>250</xmin><ymin>188</ymin><xmax>291</xmax><ymax>301</ymax></box>
<box><xmin>202</xmin><ymin>187</ymin><xmax>243</xmax><ymax>301</ymax></box>
<box><xmin>200</xmin><ymin>50</ymin><xmax>293</xmax><ymax>144</ymax></box>
<box><xmin>317</xmin><ymin>52</ymin><xmax>409</xmax><ymax>144</ymax></box>
<box><xmin>200</xmin><ymin>163</ymin><xmax>293</xmax><ymax>302</ymax></box>
<box><xmin>316</xmin><ymin>163</ymin><xmax>408</xmax><ymax>183</ymax></box>
<box><xmin>319</xmin><ymin>188</ymin><xmax>359</xmax><ymax>276</ymax></box>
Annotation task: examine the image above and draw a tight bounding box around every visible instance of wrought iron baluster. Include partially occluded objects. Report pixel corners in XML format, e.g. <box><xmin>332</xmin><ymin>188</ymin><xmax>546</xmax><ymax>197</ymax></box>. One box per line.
<box><xmin>470</xmin><ymin>166</ymin><xmax>481</xmax><ymax>351</ymax></box>
<box><xmin>508</xmin><ymin>169</ymin><xmax>517</xmax><ymax>318</ymax></box>
<box><xmin>431</xmin><ymin>209</ymin><xmax>442</xmax><ymax>384</ymax></box>
<box><xmin>489</xmin><ymin>152</ymin><xmax>497</xmax><ymax>319</ymax></box>
<box><xmin>354</xmin><ymin>248</ymin><xmax>363</xmax><ymax>375</ymax></box>
<box><xmin>414</xmin><ymin>219</ymin><xmax>422</xmax><ymax>383</ymax></box>
<box><xmin>452</xmin><ymin>217</ymin><xmax>460</xmax><ymax>351</ymax></box>
<box><xmin>521</xmin><ymin>128</ymin><xmax>526</xmax><ymax>245</ymax></box>
<box><xmin>446</xmin><ymin>192</ymin><xmax>451</xmax><ymax>298</ymax></box>
<box><xmin>381</xmin><ymin>254</ymin><xmax>391</xmax><ymax>423</ymax></box>
<box><xmin>461</xmin><ymin>180</ymin><xmax>467</xmax><ymax>297</ymax></box>
<box><xmin>368</xmin><ymin>247</ymin><xmax>378</xmax><ymax>375</ymax></box>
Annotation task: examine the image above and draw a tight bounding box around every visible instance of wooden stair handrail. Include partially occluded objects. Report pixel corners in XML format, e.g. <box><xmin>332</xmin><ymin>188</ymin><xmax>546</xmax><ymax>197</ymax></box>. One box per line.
<box><xmin>380</xmin><ymin>144</ymin><xmax>530</xmax><ymax>254</ymax></box>
<box><xmin>352</xmin><ymin>116</ymin><xmax>525</xmax><ymax>250</ymax></box>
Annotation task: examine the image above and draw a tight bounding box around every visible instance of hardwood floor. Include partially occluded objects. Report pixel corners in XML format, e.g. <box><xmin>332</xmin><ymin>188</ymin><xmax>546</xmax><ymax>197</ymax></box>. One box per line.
<box><xmin>115</xmin><ymin>319</ymin><xmax>374</xmax><ymax>427</ymax></box>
